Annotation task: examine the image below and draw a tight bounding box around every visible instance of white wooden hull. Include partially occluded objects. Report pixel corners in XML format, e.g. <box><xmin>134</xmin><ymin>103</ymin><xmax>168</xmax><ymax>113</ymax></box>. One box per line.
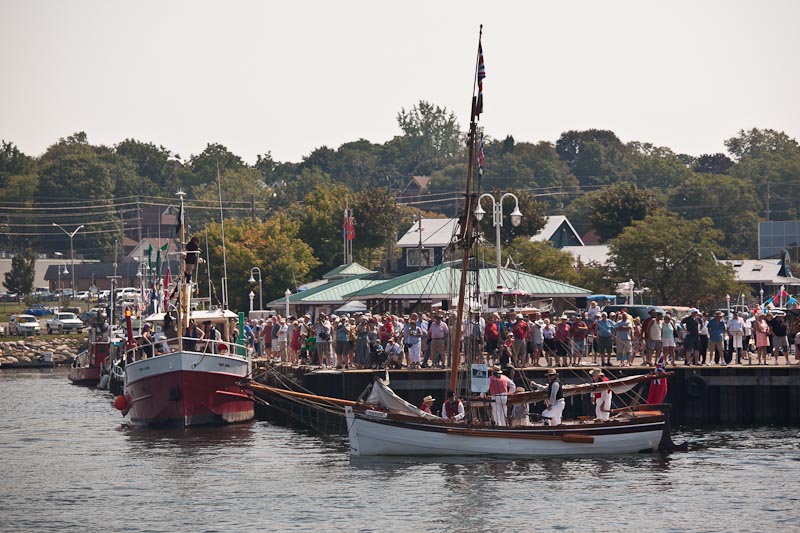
<box><xmin>345</xmin><ymin>407</ymin><xmax>664</xmax><ymax>457</ymax></box>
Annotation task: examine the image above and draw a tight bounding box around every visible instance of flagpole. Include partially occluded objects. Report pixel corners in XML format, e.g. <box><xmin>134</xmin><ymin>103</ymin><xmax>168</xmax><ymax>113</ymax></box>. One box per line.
<box><xmin>449</xmin><ymin>25</ymin><xmax>484</xmax><ymax>397</ymax></box>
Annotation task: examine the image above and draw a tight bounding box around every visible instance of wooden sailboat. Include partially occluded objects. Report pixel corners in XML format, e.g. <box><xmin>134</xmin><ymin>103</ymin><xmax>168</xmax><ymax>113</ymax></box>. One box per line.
<box><xmin>343</xmin><ymin>28</ymin><xmax>680</xmax><ymax>456</ymax></box>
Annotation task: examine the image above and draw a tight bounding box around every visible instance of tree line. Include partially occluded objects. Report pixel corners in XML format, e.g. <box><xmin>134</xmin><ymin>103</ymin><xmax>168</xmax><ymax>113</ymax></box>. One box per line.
<box><xmin>2</xmin><ymin>101</ymin><xmax>799</xmax><ymax>308</ymax></box>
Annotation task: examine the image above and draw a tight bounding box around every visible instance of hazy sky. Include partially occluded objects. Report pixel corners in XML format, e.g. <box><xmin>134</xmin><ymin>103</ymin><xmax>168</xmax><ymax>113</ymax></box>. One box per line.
<box><xmin>2</xmin><ymin>1</ymin><xmax>798</xmax><ymax>164</ymax></box>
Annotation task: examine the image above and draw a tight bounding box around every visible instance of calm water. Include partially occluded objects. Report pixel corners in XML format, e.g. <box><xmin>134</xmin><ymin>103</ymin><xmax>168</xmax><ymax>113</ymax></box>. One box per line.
<box><xmin>1</xmin><ymin>369</ymin><xmax>799</xmax><ymax>532</ymax></box>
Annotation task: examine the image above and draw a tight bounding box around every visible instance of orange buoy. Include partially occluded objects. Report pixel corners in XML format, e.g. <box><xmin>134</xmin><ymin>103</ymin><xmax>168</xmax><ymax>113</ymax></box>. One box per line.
<box><xmin>114</xmin><ymin>395</ymin><xmax>129</xmax><ymax>411</ymax></box>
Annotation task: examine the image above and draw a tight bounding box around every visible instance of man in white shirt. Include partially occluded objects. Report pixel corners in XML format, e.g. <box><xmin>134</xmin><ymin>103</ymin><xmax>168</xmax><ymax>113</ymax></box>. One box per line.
<box><xmin>727</xmin><ymin>311</ymin><xmax>745</xmax><ymax>364</ymax></box>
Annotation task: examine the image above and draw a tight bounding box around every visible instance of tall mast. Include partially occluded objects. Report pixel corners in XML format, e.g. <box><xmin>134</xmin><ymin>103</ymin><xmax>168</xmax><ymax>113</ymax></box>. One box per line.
<box><xmin>449</xmin><ymin>25</ymin><xmax>484</xmax><ymax>395</ymax></box>
<box><xmin>176</xmin><ymin>190</ymin><xmax>187</xmax><ymax>348</ymax></box>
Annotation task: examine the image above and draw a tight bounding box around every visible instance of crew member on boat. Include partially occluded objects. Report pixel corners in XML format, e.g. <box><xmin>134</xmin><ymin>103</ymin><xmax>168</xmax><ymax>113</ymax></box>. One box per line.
<box><xmin>511</xmin><ymin>387</ymin><xmax>531</xmax><ymax>426</ymax></box>
<box><xmin>442</xmin><ymin>390</ymin><xmax>465</xmax><ymax>422</ymax></box>
<box><xmin>184</xmin><ymin>236</ymin><xmax>200</xmax><ymax>282</ymax></box>
<box><xmin>489</xmin><ymin>364</ymin><xmax>516</xmax><ymax>426</ymax></box>
<box><xmin>590</xmin><ymin>368</ymin><xmax>612</xmax><ymax>421</ymax></box>
<box><xmin>420</xmin><ymin>395</ymin><xmax>435</xmax><ymax>414</ymax></box>
<box><xmin>541</xmin><ymin>368</ymin><xmax>565</xmax><ymax>426</ymax></box>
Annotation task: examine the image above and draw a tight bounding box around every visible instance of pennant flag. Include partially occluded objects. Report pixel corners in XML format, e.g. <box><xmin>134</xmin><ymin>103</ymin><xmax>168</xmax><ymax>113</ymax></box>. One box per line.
<box><xmin>175</xmin><ymin>202</ymin><xmax>184</xmax><ymax>235</ymax></box>
<box><xmin>475</xmin><ymin>42</ymin><xmax>486</xmax><ymax>117</ymax></box>
<box><xmin>163</xmin><ymin>268</ymin><xmax>171</xmax><ymax>309</ymax></box>
<box><xmin>346</xmin><ymin>215</ymin><xmax>356</xmax><ymax>241</ymax></box>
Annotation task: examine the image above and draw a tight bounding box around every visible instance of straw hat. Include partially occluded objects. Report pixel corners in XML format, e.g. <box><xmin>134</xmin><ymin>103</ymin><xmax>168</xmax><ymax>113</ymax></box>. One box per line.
<box><xmin>492</xmin><ymin>364</ymin><xmax>502</xmax><ymax>373</ymax></box>
<box><xmin>517</xmin><ymin>387</ymin><xmax>526</xmax><ymax>393</ymax></box>
<box><xmin>590</xmin><ymin>368</ymin><xmax>603</xmax><ymax>376</ymax></box>
<box><xmin>545</xmin><ymin>368</ymin><xmax>558</xmax><ymax>376</ymax></box>
<box><xmin>423</xmin><ymin>395</ymin><xmax>435</xmax><ymax>404</ymax></box>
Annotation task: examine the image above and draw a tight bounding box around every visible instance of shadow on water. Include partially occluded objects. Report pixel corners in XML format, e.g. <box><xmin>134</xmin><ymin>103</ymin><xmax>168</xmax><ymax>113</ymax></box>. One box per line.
<box><xmin>121</xmin><ymin>421</ymin><xmax>257</xmax><ymax>454</ymax></box>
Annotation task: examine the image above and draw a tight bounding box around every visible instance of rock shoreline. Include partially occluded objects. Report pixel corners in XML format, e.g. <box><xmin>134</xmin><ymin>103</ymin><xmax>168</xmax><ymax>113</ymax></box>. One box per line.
<box><xmin>0</xmin><ymin>337</ymin><xmax>83</xmax><ymax>366</ymax></box>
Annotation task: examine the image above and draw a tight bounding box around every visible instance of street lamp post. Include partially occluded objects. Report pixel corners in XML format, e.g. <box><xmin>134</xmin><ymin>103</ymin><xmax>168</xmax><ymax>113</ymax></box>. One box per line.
<box><xmin>248</xmin><ymin>291</ymin><xmax>255</xmax><ymax>313</ymax></box>
<box><xmin>284</xmin><ymin>288</ymin><xmax>291</xmax><ymax>318</ymax></box>
<box><xmin>247</xmin><ymin>267</ymin><xmax>263</xmax><ymax>311</ymax></box>
<box><xmin>474</xmin><ymin>192</ymin><xmax>523</xmax><ymax>290</ymax></box>
<box><xmin>59</xmin><ymin>263</ymin><xmax>69</xmax><ymax>307</ymax></box>
<box><xmin>52</xmin><ymin>223</ymin><xmax>84</xmax><ymax>296</ymax></box>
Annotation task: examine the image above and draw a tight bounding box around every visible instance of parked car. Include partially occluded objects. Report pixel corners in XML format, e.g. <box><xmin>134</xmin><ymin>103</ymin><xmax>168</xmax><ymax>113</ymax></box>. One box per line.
<box><xmin>24</xmin><ymin>304</ymin><xmax>54</xmax><ymax>317</ymax></box>
<box><xmin>79</xmin><ymin>308</ymin><xmax>107</xmax><ymax>326</ymax></box>
<box><xmin>47</xmin><ymin>311</ymin><xmax>85</xmax><ymax>334</ymax></box>
<box><xmin>8</xmin><ymin>314</ymin><xmax>41</xmax><ymax>336</ymax></box>
<box><xmin>97</xmin><ymin>290</ymin><xmax>111</xmax><ymax>302</ymax></box>
<box><xmin>75</xmin><ymin>291</ymin><xmax>90</xmax><ymax>300</ymax></box>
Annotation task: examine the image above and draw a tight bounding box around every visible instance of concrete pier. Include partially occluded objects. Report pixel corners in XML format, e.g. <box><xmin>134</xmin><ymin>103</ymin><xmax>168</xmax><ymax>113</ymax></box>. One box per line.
<box><xmin>260</xmin><ymin>363</ymin><xmax>800</xmax><ymax>426</ymax></box>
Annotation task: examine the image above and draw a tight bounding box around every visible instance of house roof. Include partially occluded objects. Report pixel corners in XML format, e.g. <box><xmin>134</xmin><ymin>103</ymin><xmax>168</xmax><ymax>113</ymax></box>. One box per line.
<box><xmin>562</xmin><ymin>245</ymin><xmax>611</xmax><ymax>266</ymax></box>
<box><xmin>719</xmin><ymin>259</ymin><xmax>800</xmax><ymax>286</ymax></box>
<box><xmin>265</xmin><ymin>274</ymin><xmax>385</xmax><ymax>307</ymax></box>
<box><xmin>396</xmin><ymin>218</ymin><xmax>458</xmax><ymax>248</ymax></box>
<box><xmin>530</xmin><ymin>216</ymin><xmax>585</xmax><ymax>246</ymax></box>
<box><xmin>322</xmin><ymin>262</ymin><xmax>375</xmax><ymax>279</ymax></box>
<box><xmin>347</xmin><ymin>262</ymin><xmax>590</xmax><ymax>300</ymax></box>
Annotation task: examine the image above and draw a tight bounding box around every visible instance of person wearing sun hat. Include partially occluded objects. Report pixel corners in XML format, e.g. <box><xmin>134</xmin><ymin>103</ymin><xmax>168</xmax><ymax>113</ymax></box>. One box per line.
<box><xmin>541</xmin><ymin>368</ymin><xmax>565</xmax><ymax>425</ymax></box>
<box><xmin>489</xmin><ymin>364</ymin><xmax>516</xmax><ymax>426</ymax></box>
<box><xmin>590</xmin><ymin>368</ymin><xmax>612</xmax><ymax>421</ymax></box>
<box><xmin>420</xmin><ymin>395</ymin><xmax>436</xmax><ymax>415</ymax></box>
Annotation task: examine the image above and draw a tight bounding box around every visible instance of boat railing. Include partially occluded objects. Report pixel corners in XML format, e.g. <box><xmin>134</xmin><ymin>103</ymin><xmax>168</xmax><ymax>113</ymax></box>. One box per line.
<box><xmin>124</xmin><ymin>335</ymin><xmax>249</xmax><ymax>363</ymax></box>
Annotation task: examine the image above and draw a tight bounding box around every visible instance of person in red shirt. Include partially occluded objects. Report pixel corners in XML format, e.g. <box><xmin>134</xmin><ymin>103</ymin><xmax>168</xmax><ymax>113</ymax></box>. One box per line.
<box><xmin>571</xmin><ymin>315</ymin><xmax>589</xmax><ymax>367</ymax></box>
<box><xmin>554</xmin><ymin>316</ymin><xmax>571</xmax><ymax>367</ymax></box>
<box><xmin>484</xmin><ymin>313</ymin><xmax>500</xmax><ymax>365</ymax></box>
<box><xmin>511</xmin><ymin>312</ymin><xmax>529</xmax><ymax>367</ymax></box>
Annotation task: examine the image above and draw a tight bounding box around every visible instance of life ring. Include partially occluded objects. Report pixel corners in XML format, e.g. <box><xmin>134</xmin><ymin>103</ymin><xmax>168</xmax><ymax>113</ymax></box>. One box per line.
<box><xmin>686</xmin><ymin>375</ymin><xmax>707</xmax><ymax>399</ymax></box>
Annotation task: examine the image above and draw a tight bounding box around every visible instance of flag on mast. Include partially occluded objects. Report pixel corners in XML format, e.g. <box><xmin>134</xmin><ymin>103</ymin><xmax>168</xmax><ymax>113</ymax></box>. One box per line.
<box><xmin>476</xmin><ymin>42</ymin><xmax>486</xmax><ymax>117</ymax></box>
<box><xmin>175</xmin><ymin>202</ymin><xmax>184</xmax><ymax>235</ymax></box>
<box><xmin>477</xmin><ymin>133</ymin><xmax>485</xmax><ymax>178</ymax></box>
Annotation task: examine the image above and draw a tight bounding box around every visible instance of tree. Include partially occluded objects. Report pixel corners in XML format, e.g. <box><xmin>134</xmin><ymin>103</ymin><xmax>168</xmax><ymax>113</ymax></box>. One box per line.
<box><xmin>288</xmin><ymin>182</ymin><xmax>352</xmax><ymax>277</ymax></box>
<box><xmin>115</xmin><ymin>139</ymin><xmax>176</xmax><ymax>191</ymax></box>
<box><xmin>350</xmin><ymin>187</ymin><xmax>401</xmax><ymax>257</ymax></box>
<box><xmin>3</xmin><ymin>251</ymin><xmax>35</xmax><ymax>296</ymax></box>
<box><xmin>555</xmin><ymin>130</ymin><xmax>634</xmax><ymax>187</ymax></box>
<box><xmin>628</xmin><ymin>142</ymin><xmax>692</xmax><ymax>189</ymax></box>
<box><xmin>693</xmin><ymin>153</ymin><xmax>734</xmax><ymax>174</ymax></box>
<box><xmin>0</xmin><ymin>141</ymin><xmax>36</xmax><ymax>186</ymax></box>
<box><xmin>396</xmin><ymin>101</ymin><xmax>463</xmax><ymax>175</ymax></box>
<box><xmin>609</xmin><ymin>211</ymin><xmax>741</xmax><ymax>306</ymax></box>
<box><xmin>475</xmin><ymin>189</ymin><xmax>546</xmax><ymax>248</ymax></box>
<box><xmin>668</xmin><ymin>174</ymin><xmax>759</xmax><ymax>256</ymax></box>
<box><xmin>200</xmin><ymin>216</ymin><xmax>319</xmax><ymax>312</ymax></box>
<box><xmin>725</xmin><ymin>128</ymin><xmax>798</xmax><ymax>160</ymax></box>
<box><xmin>186</xmin><ymin>143</ymin><xmax>246</xmax><ymax>187</ymax></box>
<box><xmin>505</xmin><ymin>238</ymin><xmax>580</xmax><ymax>286</ymax></box>
<box><xmin>589</xmin><ymin>182</ymin><xmax>658</xmax><ymax>241</ymax></box>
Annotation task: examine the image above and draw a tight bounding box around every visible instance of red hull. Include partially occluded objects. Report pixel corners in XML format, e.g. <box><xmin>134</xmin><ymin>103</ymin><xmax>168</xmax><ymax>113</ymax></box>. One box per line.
<box><xmin>68</xmin><ymin>366</ymin><xmax>102</xmax><ymax>386</ymax></box>
<box><xmin>124</xmin><ymin>354</ymin><xmax>253</xmax><ymax>427</ymax></box>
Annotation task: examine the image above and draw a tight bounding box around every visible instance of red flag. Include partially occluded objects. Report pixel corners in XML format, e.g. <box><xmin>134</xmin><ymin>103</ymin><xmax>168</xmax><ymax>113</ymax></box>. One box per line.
<box><xmin>647</xmin><ymin>354</ymin><xmax>669</xmax><ymax>404</ymax></box>
<box><xmin>346</xmin><ymin>216</ymin><xmax>356</xmax><ymax>241</ymax></box>
<box><xmin>163</xmin><ymin>268</ymin><xmax>171</xmax><ymax>309</ymax></box>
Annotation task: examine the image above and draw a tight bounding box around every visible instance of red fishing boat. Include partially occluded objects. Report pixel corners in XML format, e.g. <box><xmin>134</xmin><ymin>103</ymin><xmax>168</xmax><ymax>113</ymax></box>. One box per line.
<box><xmin>115</xmin><ymin>191</ymin><xmax>254</xmax><ymax>428</ymax></box>
<box><xmin>68</xmin><ymin>326</ymin><xmax>114</xmax><ymax>386</ymax></box>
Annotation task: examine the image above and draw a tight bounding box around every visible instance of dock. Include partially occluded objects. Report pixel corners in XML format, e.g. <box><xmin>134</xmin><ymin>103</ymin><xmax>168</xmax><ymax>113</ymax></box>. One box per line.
<box><xmin>258</xmin><ymin>363</ymin><xmax>800</xmax><ymax>426</ymax></box>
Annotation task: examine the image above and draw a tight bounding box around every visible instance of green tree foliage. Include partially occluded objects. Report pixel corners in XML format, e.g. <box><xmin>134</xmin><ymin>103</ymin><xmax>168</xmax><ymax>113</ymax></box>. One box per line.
<box><xmin>555</xmin><ymin>130</ymin><xmax>634</xmax><ymax>187</ymax></box>
<box><xmin>115</xmin><ymin>139</ymin><xmax>176</xmax><ymax>190</ymax></box>
<box><xmin>475</xmin><ymin>189</ymin><xmax>546</xmax><ymax>248</ymax></box>
<box><xmin>609</xmin><ymin>211</ymin><xmax>741</xmax><ymax>306</ymax></box>
<box><xmin>37</xmin><ymin>133</ymin><xmax>117</xmax><ymax>254</ymax></box>
<box><xmin>563</xmin><ymin>190</ymin><xmax>601</xmax><ymax>238</ymax></box>
<box><xmin>200</xmin><ymin>216</ymin><xmax>319</xmax><ymax>311</ymax></box>
<box><xmin>0</xmin><ymin>141</ymin><xmax>37</xmax><ymax>185</ymax></box>
<box><xmin>186</xmin><ymin>143</ymin><xmax>247</xmax><ymax>187</ymax></box>
<box><xmin>3</xmin><ymin>251</ymin><xmax>35</xmax><ymax>296</ymax></box>
<box><xmin>628</xmin><ymin>142</ymin><xmax>692</xmax><ymax>189</ymax></box>
<box><xmin>190</xmin><ymin>167</ymin><xmax>271</xmax><ymax>228</ymax></box>
<box><xmin>505</xmin><ymin>238</ymin><xmax>580</xmax><ymax>285</ymax></box>
<box><xmin>573</xmin><ymin>260</ymin><xmax>615</xmax><ymax>295</ymax></box>
<box><xmin>482</xmin><ymin>139</ymin><xmax>578</xmax><ymax>190</ymax></box>
<box><xmin>350</xmin><ymin>187</ymin><xmax>400</xmax><ymax>253</ymax></box>
<box><xmin>289</xmin><ymin>182</ymin><xmax>352</xmax><ymax>277</ymax></box>
<box><xmin>693</xmin><ymin>153</ymin><xmax>734</xmax><ymax>174</ymax></box>
<box><xmin>726</xmin><ymin>128</ymin><xmax>800</xmax><ymax>220</ymax></box>
<box><xmin>589</xmin><ymin>182</ymin><xmax>658</xmax><ymax>241</ymax></box>
<box><xmin>396</xmin><ymin>101</ymin><xmax>462</xmax><ymax>175</ymax></box>
<box><xmin>668</xmin><ymin>174</ymin><xmax>759</xmax><ymax>256</ymax></box>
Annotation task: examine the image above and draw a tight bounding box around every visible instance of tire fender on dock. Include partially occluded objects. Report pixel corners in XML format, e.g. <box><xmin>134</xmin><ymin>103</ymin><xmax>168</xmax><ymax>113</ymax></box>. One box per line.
<box><xmin>686</xmin><ymin>374</ymin><xmax>707</xmax><ymax>399</ymax></box>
